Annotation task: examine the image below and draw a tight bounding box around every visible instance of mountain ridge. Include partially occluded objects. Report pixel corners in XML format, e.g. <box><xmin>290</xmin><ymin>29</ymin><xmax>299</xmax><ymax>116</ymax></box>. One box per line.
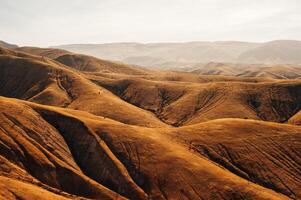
<box><xmin>53</xmin><ymin>40</ymin><xmax>301</xmax><ymax>69</ymax></box>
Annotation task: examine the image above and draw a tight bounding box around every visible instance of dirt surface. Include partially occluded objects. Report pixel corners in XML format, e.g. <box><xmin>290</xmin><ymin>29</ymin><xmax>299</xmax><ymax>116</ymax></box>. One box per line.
<box><xmin>0</xmin><ymin>46</ymin><xmax>300</xmax><ymax>199</ymax></box>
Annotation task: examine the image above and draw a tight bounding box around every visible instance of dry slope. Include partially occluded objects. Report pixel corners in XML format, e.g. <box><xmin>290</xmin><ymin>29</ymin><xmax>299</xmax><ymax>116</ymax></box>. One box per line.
<box><xmin>0</xmin><ymin>45</ymin><xmax>301</xmax><ymax>200</ymax></box>
<box><xmin>1</xmin><ymin>97</ymin><xmax>300</xmax><ymax>199</ymax></box>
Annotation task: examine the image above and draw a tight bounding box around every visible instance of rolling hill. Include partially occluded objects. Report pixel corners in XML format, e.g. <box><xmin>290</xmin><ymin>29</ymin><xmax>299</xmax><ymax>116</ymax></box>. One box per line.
<box><xmin>0</xmin><ymin>46</ymin><xmax>165</xmax><ymax>127</ymax></box>
<box><xmin>1</xmin><ymin>96</ymin><xmax>300</xmax><ymax>199</ymax></box>
<box><xmin>93</xmin><ymin>76</ymin><xmax>301</xmax><ymax>125</ymax></box>
<box><xmin>2</xmin><ymin>46</ymin><xmax>301</xmax><ymax>126</ymax></box>
<box><xmin>0</xmin><ymin>45</ymin><xmax>301</xmax><ymax>199</ymax></box>
<box><xmin>17</xmin><ymin>47</ymin><xmax>149</xmax><ymax>75</ymax></box>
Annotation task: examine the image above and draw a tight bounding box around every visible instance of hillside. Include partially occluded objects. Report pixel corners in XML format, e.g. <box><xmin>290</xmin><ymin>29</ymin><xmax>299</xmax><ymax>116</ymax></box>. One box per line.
<box><xmin>2</xmin><ymin>47</ymin><xmax>301</xmax><ymax>126</ymax></box>
<box><xmin>0</xmin><ymin>46</ymin><xmax>301</xmax><ymax>199</ymax></box>
<box><xmin>17</xmin><ymin>47</ymin><xmax>149</xmax><ymax>75</ymax></box>
<box><xmin>92</xmin><ymin>76</ymin><xmax>301</xmax><ymax>126</ymax></box>
<box><xmin>0</xmin><ymin>46</ymin><xmax>165</xmax><ymax>127</ymax></box>
<box><xmin>1</xmin><ymin>96</ymin><xmax>300</xmax><ymax>199</ymax></box>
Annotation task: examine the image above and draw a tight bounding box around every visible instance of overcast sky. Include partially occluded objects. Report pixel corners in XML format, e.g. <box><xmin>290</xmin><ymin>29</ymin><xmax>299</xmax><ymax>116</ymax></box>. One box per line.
<box><xmin>1</xmin><ymin>0</ymin><xmax>300</xmax><ymax>47</ymax></box>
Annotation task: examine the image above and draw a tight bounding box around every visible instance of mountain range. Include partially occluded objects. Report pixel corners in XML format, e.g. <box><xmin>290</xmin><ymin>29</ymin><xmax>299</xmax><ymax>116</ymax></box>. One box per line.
<box><xmin>54</xmin><ymin>40</ymin><xmax>301</xmax><ymax>69</ymax></box>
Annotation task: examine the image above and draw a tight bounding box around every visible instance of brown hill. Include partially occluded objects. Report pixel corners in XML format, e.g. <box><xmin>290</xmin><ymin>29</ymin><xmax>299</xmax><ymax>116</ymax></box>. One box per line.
<box><xmin>2</xmin><ymin>47</ymin><xmax>301</xmax><ymax>126</ymax></box>
<box><xmin>0</xmin><ymin>97</ymin><xmax>129</xmax><ymax>199</ymax></box>
<box><xmin>0</xmin><ymin>47</ymin><xmax>165</xmax><ymax>127</ymax></box>
<box><xmin>17</xmin><ymin>47</ymin><xmax>149</xmax><ymax>75</ymax></box>
<box><xmin>1</xmin><ymin>96</ymin><xmax>300</xmax><ymax>199</ymax></box>
<box><xmin>92</xmin><ymin>75</ymin><xmax>301</xmax><ymax>126</ymax></box>
<box><xmin>1</xmin><ymin>46</ymin><xmax>301</xmax><ymax>199</ymax></box>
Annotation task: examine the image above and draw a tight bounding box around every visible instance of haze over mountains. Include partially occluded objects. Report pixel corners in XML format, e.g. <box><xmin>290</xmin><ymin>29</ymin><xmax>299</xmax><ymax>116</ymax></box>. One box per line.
<box><xmin>0</xmin><ymin>40</ymin><xmax>18</xmax><ymax>49</ymax></box>
<box><xmin>55</xmin><ymin>40</ymin><xmax>301</xmax><ymax>69</ymax></box>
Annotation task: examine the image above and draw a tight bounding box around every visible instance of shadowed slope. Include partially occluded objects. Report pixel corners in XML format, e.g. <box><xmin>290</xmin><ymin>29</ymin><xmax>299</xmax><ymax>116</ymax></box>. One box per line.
<box><xmin>0</xmin><ymin>97</ymin><xmax>124</xmax><ymax>199</ymax></box>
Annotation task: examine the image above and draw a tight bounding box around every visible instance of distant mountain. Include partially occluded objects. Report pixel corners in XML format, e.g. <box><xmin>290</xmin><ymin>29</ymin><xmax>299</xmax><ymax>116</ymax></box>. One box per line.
<box><xmin>237</xmin><ymin>40</ymin><xmax>301</xmax><ymax>64</ymax></box>
<box><xmin>0</xmin><ymin>40</ymin><xmax>18</xmax><ymax>49</ymax></box>
<box><xmin>54</xmin><ymin>40</ymin><xmax>301</xmax><ymax>69</ymax></box>
<box><xmin>191</xmin><ymin>62</ymin><xmax>301</xmax><ymax>79</ymax></box>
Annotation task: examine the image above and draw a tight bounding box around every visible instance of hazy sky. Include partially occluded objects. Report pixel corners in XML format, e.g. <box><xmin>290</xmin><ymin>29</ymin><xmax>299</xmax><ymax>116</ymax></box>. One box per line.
<box><xmin>1</xmin><ymin>0</ymin><xmax>300</xmax><ymax>47</ymax></box>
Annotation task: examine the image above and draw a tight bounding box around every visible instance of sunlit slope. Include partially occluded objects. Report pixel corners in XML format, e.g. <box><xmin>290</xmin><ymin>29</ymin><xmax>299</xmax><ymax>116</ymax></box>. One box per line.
<box><xmin>1</xmin><ymin>96</ymin><xmax>298</xmax><ymax>199</ymax></box>
<box><xmin>94</xmin><ymin>77</ymin><xmax>301</xmax><ymax>126</ymax></box>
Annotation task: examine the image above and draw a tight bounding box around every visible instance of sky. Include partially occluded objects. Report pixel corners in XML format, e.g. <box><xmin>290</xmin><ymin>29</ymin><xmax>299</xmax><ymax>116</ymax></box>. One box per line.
<box><xmin>1</xmin><ymin>0</ymin><xmax>301</xmax><ymax>47</ymax></box>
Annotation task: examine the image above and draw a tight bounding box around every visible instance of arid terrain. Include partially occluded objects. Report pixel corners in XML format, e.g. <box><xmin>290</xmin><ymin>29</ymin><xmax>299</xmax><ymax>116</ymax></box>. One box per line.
<box><xmin>0</xmin><ymin>43</ymin><xmax>301</xmax><ymax>200</ymax></box>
